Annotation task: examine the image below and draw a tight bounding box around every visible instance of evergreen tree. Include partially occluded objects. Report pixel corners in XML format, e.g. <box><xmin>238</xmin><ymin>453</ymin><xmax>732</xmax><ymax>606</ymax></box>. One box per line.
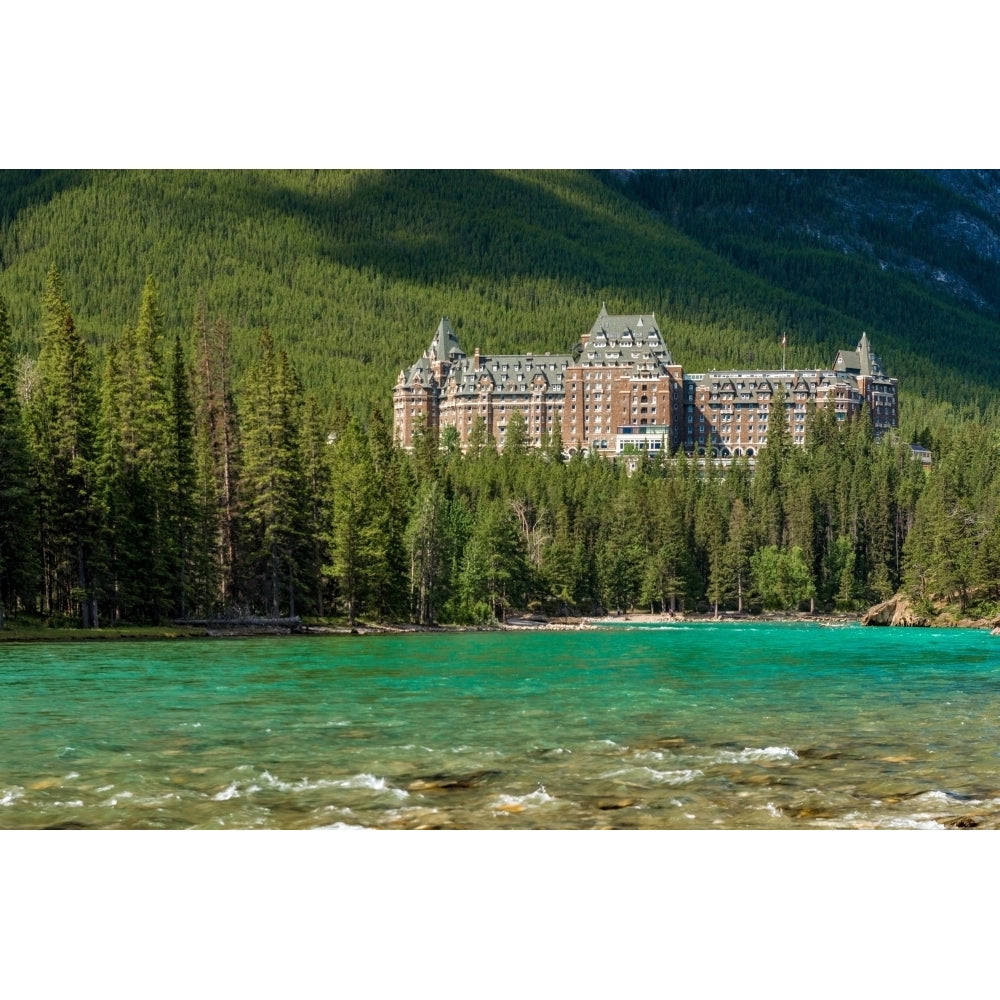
<box><xmin>26</xmin><ymin>265</ymin><xmax>100</xmax><ymax>625</ymax></box>
<box><xmin>325</xmin><ymin>417</ymin><xmax>377</xmax><ymax>625</ymax></box>
<box><xmin>724</xmin><ymin>497</ymin><xmax>753</xmax><ymax>613</ymax></box>
<box><xmin>752</xmin><ymin>384</ymin><xmax>791</xmax><ymax>548</ymax></box>
<box><xmin>597</xmin><ymin>488</ymin><xmax>644</xmax><ymax>614</ymax></box>
<box><xmin>0</xmin><ymin>295</ymin><xmax>36</xmax><ymax>625</ymax></box>
<box><xmin>504</xmin><ymin>408</ymin><xmax>529</xmax><ymax>456</ymax></box>
<box><xmin>543</xmin><ymin>408</ymin><xmax>564</xmax><ymax>463</ymax></box>
<box><xmin>406</xmin><ymin>479</ymin><xmax>446</xmax><ymax>625</ymax></box>
<box><xmin>240</xmin><ymin>330</ymin><xmax>309</xmax><ymax>616</ymax></box>
<box><xmin>191</xmin><ymin>304</ymin><xmax>241</xmax><ymax>610</ymax></box>
<box><xmin>456</xmin><ymin>497</ymin><xmax>529</xmax><ymax>622</ymax></box>
<box><xmin>168</xmin><ymin>333</ymin><xmax>198</xmax><ymax>619</ymax></box>
<box><xmin>94</xmin><ymin>277</ymin><xmax>174</xmax><ymax>622</ymax></box>
<box><xmin>300</xmin><ymin>395</ymin><xmax>333</xmax><ymax>615</ymax></box>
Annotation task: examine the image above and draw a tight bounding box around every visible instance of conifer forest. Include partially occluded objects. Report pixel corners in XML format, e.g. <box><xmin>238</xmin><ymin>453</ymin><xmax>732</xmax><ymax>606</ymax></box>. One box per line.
<box><xmin>2</xmin><ymin>170</ymin><xmax>1000</xmax><ymax>627</ymax></box>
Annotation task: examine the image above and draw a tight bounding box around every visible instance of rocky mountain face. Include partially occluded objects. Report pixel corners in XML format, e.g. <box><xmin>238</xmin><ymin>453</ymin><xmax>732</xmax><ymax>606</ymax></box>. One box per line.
<box><xmin>615</xmin><ymin>169</ymin><xmax>1000</xmax><ymax>320</ymax></box>
<box><xmin>815</xmin><ymin>170</ymin><xmax>1000</xmax><ymax>315</ymax></box>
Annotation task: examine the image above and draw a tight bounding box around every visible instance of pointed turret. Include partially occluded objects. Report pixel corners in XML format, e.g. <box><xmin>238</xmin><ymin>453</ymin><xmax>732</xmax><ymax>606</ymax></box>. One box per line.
<box><xmin>428</xmin><ymin>317</ymin><xmax>465</xmax><ymax>361</ymax></box>
<box><xmin>856</xmin><ymin>331</ymin><xmax>873</xmax><ymax>377</ymax></box>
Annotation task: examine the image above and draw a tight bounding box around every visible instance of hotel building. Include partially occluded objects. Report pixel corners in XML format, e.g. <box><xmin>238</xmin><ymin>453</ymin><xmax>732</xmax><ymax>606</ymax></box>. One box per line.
<box><xmin>393</xmin><ymin>307</ymin><xmax>898</xmax><ymax>458</ymax></box>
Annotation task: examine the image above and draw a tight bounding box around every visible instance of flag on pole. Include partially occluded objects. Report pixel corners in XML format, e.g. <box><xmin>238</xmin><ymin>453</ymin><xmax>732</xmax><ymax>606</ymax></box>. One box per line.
<box><xmin>781</xmin><ymin>331</ymin><xmax>787</xmax><ymax>347</ymax></box>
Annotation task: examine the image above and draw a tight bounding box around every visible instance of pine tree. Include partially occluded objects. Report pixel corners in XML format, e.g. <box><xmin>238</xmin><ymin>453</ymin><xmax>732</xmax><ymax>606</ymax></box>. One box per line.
<box><xmin>27</xmin><ymin>265</ymin><xmax>100</xmax><ymax>625</ymax></box>
<box><xmin>325</xmin><ymin>417</ymin><xmax>377</xmax><ymax>625</ymax></box>
<box><xmin>504</xmin><ymin>408</ymin><xmax>529</xmax><ymax>456</ymax></box>
<box><xmin>365</xmin><ymin>408</ymin><xmax>411</xmax><ymax>621</ymax></box>
<box><xmin>406</xmin><ymin>479</ymin><xmax>445</xmax><ymax>625</ymax></box>
<box><xmin>300</xmin><ymin>395</ymin><xmax>332</xmax><ymax>615</ymax></box>
<box><xmin>168</xmin><ymin>333</ymin><xmax>198</xmax><ymax>619</ymax></box>
<box><xmin>94</xmin><ymin>277</ymin><xmax>174</xmax><ymax>622</ymax></box>
<box><xmin>191</xmin><ymin>303</ymin><xmax>241</xmax><ymax>610</ymax></box>
<box><xmin>752</xmin><ymin>383</ymin><xmax>791</xmax><ymax>548</ymax></box>
<box><xmin>0</xmin><ymin>295</ymin><xmax>37</xmax><ymax>625</ymax></box>
<box><xmin>456</xmin><ymin>497</ymin><xmax>529</xmax><ymax>622</ymax></box>
<box><xmin>543</xmin><ymin>408</ymin><xmax>564</xmax><ymax>463</ymax></box>
<box><xmin>597</xmin><ymin>488</ymin><xmax>644</xmax><ymax>614</ymax></box>
<box><xmin>240</xmin><ymin>330</ymin><xmax>309</xmax><ymax>616</ymax></box>
<box><xmin>724</xmin><ymin>497</ymin><xmax>753</xmax><ymax>613</ymax></box>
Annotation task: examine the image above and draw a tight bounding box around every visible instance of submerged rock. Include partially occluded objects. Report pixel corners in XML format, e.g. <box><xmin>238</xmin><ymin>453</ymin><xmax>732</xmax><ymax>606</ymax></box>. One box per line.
<box><xmin>407</xmin><ymin>769</ymin><xmax>502</xmax><ymax>791</ymax></box>
<box><xmin>594</xmin><ymin>798</ymin><xmax>635</xmax><ymax>810</ymax></box>
<box><xmin>653</xmin><ymin>737</ymin><xmax>687</xmax><ymax>749</ymax></box>
<box><xmin>941</xmin><ymin>815</ymin><xmax>981</xmax><ymax>829</ymax></box>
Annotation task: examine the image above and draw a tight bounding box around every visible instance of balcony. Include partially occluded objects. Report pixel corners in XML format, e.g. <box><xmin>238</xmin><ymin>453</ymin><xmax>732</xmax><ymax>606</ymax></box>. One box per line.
<box><xmin>616</xmin><ymin>424</ymin><xmax>672</xmax><ymax>436</ymax></box>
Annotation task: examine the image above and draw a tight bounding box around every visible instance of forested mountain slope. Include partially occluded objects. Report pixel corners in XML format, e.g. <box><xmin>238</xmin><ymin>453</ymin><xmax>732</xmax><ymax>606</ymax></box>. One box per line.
<box><xmin>1</xmin><ymin>169</ymin><xmax>999</xmax><ymax>430</ymax></box>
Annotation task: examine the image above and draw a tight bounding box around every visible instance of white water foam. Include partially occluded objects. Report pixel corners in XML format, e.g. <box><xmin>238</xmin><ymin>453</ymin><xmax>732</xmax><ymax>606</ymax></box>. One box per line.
<box><xmin>331</xmin><ymin>773</ymin><xmax>395</xmax><ymax>792</ymax></box>
<box><xmin>657</xmin><ymin>768</ymin><xmax>704</xmax><ymax>785</ymax></box>
<box><xmin>604</xmin><ymin>766</ymin><xmax>703</xmax><ymax>786</ymax></box>
<box><xmin>815</xmin><ymin>811</ymin><xmax>945</xmax><ymax>831</ymax></box>
<box><xmin>1</xmin><ymin>787</ymin><xmax>24</xmax><ymax>806</ymax></box>
<box><xmin>916</xmin><ymin>790</ymin><xmax>984</xmax><ymax>806</ymax></box>
<box><xmin>881</xmin><ymin>816</ymin><xmax>945</xmax><ymax>830</ymax></box>
<box><xmin>253</xmin><ymin>770</ymin><xmax>408</xmax><ymax>798</ymax></box>
<box><xmin>714</xmin><ymin>746</ymin><xmax>799</xmax><ymax>764</ymax></box>
<box><xmin>492</xmin><ymin>786</ymin><xmax>555</xmax><ymax>811</ymax></box>
<box><xmin>103</xmin><ymin>790</ymin><xmax>135</xmax><ymax>807</ymax></box>
<box><xmin>213</xmin><ymin>782</ymin><xmax>240</xmax><ymax>801</ymax></box>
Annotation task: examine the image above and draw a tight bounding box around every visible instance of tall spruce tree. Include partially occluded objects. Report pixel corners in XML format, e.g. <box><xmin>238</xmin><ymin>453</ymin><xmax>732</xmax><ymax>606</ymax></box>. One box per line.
<box><xmin>0</xmin><ymin>295</ymin><xmax>37</xmax><ymax>625</ymax></box>
<box><xmin>27</xmin><ymin>265</ymin><xmax>100</xmax><ymax>626</ymax></box>
<box><xmin>325</xmin><ymin>417</ymin><xmax>378</xmax><ymax>625</ymax></box>
<box><xmin>299</xmin><ymin>394</ymin><xmax>333</xmax><ymax>616</ymax></box>
<box><xmin>95</xmin><ymin>277</ymin><xmax>174</xmax><ymax>622</ymax></box>
<box><xmin>240</xmin><ymin>330</ymin><xmax>309</xmax><ymax>617</ymax></box>
<box><xmin>168</xmin><ymin>333</ymin><xmax>198</xmax><ymax>619</ymax></box>
<box><xmin>191</xmin><ymin>303</ymin><xmax>241</xmax><ymax>610</ymax></box>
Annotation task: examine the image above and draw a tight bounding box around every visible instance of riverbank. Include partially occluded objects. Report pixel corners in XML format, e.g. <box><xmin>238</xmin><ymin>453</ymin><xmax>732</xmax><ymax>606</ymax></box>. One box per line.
<box><xmin>0</xmin><ymin>624</ymin><xmax>209</xmax><ymax>643</ymax></box>
<box><xmin>9</xmin><ymin>603</ymin><xmax>998</xmax><ymax>644</ymax></box>
<box><xmin>578</xmin><ymin>610</ymin><xmax>860</xmax><ymax>628</ymax></box>
<box><xmin>0</xmin><ymin>610</ymin><xmax>861</xmax><ymax>643</ymax></box>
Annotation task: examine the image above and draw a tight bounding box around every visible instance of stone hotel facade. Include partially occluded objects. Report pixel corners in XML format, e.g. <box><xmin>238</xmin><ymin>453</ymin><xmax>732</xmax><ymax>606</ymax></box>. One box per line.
<box><xmin>393</xmin><ymin>307</ymin><xmax>898</xmax><ymax>458</ymax></box>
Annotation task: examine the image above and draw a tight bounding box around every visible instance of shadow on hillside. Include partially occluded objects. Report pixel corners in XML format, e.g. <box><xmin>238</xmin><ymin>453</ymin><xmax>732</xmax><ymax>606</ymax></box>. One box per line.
<box><xmin>248</xmin><ymin>168</ymin><xmax>690</xmax><ymax>299</ymax></box>
<box><xmin>0</xmin><ymin>170</ymin><xmax>93</xmax><ymax>229</ymax></box>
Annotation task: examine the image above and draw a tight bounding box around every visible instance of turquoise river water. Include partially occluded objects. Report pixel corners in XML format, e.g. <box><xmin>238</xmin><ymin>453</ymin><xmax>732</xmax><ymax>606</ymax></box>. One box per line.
<box><xmin>3</xmin><ymin>621</ymin><xmax>1000</xmax><ymax>829</ymax></box>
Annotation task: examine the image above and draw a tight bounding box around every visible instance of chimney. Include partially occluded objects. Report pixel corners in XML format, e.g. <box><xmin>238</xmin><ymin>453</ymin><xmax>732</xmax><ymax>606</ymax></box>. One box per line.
<box><xmin>474</xmin><ymin>347</ymin><xmax>481</xmax><ymax>371</ymax></box>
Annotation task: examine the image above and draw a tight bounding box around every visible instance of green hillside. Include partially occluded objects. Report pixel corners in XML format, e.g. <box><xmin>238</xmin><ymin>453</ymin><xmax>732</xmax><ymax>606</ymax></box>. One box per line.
<box><xmin>2</xmin><ymin>169</ymin><xmax>999</xmax><ymax>430</ymax></box>
<box><xmin>4</xmin><ymin>169</ymin><xmax>1000</xmax><ymax>629</ymax></box>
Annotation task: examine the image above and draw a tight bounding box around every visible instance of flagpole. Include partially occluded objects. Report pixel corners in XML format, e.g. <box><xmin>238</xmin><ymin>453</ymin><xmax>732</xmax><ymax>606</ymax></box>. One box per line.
<box><xmin>782</xmin><ymin>331</ymin><xmax>787</xmax><ymax>370</ymax></box>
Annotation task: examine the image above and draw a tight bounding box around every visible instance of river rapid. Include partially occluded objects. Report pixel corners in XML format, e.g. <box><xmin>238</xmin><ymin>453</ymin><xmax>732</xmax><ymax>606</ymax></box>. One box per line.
<box><xmin>3</xmin><ymin>622</ymin><xmax>999</xmax><ymax>829</ymax></box>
